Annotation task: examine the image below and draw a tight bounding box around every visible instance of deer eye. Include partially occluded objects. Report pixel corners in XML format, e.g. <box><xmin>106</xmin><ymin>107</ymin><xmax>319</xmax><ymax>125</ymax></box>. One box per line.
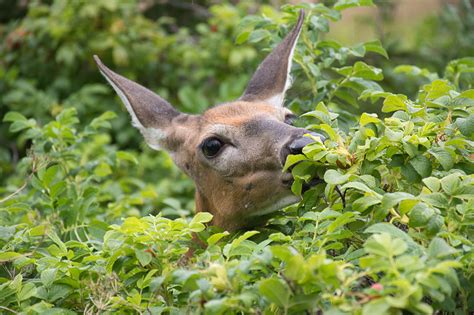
<box><xmin>284</xmin><ymin>114</ymin><xmax>297</xmax><ymax>125</ymax></box>
<box><xmin>201</xmin><ymin>137</ymin><xmax>224</xmax><ymax>158</ymax></box>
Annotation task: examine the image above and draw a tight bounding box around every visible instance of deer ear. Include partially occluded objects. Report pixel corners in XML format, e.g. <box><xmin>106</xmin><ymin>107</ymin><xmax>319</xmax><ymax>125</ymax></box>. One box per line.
<box><xmin>240</xmin><ymin>10</ymin><xmax>305</xmax><ymax>107</ymax></box>
<box><xmin>94</xmin><ymin>55</ymin><xmax>181</xmax><ymax>150</ymax></box>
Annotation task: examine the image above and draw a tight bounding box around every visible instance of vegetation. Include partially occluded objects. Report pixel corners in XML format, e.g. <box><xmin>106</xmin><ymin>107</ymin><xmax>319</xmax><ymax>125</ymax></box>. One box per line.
<box><xmin>0</xmin><ymin>0</ymin><xmax>473</xmax><ymax>314</ymax></box>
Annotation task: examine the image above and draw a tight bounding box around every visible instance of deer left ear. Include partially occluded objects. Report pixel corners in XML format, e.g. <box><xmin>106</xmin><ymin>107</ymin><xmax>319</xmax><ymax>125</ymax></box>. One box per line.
<box><xmin>240</xmin><ymin>10</ymin><xmax>305</xmax><ymax>107</ymax></box>
<box><xmin>94</xmin><ymin>55</ymin><xmax>182</xmax><ymax>151</ymax></box>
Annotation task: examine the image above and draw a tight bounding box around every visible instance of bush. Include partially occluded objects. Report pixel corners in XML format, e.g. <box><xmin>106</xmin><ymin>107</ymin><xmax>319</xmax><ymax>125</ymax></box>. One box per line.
<box><xmin>0</xmin><ymin>1</ymin><xmax>473</xmax><ymax>314</ymax></box>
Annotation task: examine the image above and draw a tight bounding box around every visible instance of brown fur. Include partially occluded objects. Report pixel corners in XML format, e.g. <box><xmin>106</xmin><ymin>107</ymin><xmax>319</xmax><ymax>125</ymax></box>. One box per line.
<box><xmin>165</xmin><ymin>101</ymin><xmax>301</xmax><ymax>230</ymax></box>
<box><xmin>94</xmin><ymin>10</ymin><xmax>320</xmax><ymax>231</ymax></box>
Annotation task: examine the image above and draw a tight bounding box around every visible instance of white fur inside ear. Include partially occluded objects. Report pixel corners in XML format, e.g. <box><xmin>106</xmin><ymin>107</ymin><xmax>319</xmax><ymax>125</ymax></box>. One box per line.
<box><xmin>265</xmin><ymin>26</ymin><xmax>301</xmax><ymax>108</ymax></box>
<box><xmin>264</xmin><ymin>93</ymin><xmax>285</xmax><ymax>107</ymax></box>
<box><xmin>99</xmin><ymin>69</ymin><xmax>143</xmax><ymax>130</ymax></box>
<box><xmin>99</xmin><ymin>69</ymin><xmax>165</xmax><ymax>150</ymax></box>
<box><xmin>141</xmin><ymin>127</ymin><xmax>165</xmax><ymax>151</ymax></box>
<box><xmin>283</xmin><ymin>28</ymin><xmax>300</xmax><ymax>96</ymax></box>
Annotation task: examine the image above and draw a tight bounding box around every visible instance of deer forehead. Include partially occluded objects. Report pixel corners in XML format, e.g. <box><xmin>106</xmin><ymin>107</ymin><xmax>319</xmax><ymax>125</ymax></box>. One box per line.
<box><xmin>202</xmin><ymin>101</ymin><xmax>290</xmax><ymax>125</ymax></box>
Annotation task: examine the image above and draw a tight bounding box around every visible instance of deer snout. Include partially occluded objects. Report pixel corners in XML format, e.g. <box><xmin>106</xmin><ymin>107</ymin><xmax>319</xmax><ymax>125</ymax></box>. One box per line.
<box><xmin>281</xmin><ymin>132</ymin><xmax>325</xmax><ymax>165</ymax></box>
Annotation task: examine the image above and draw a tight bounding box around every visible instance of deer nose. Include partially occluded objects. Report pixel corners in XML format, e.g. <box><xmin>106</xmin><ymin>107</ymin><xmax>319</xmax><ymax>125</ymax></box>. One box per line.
<box><xmin>288</xmin><ymin>132</ymin><xmax>325</xmax><ymax>155</ymax></box>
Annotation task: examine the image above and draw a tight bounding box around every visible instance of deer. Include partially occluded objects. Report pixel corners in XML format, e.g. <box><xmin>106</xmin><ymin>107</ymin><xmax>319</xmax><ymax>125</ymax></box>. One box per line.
<box><xmin>94</xmin><ymin>10</ymin><xmax>325</xmax><ymax>231</ymax></box>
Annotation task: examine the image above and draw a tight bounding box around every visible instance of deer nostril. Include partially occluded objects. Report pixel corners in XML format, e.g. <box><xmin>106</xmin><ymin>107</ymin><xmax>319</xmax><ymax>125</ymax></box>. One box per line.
<box><xmin>289</xmin><ymin>137</ymin><xmax>311</xmax><ymax>154</ymax></box>
<box><xmin>288</xmin><ymin>132</ymin><xmax>325</xmax><ymax>155</ymax></box>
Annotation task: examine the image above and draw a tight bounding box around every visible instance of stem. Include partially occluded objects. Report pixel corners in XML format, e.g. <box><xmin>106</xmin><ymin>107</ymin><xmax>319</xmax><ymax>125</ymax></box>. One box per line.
<box><xmin>0</xmin><ymin>179</ymin><xmax>29</xmax><ymax>204</ymax></box>
<box><xmin>0</xmin><ymin>306</ymin><xmax>20</xmax><ymax>314</ymax></box>
<box><xmin>328</xmin><ymin>76</ymin><xmax>350</xmax><ymax>102</ymax></box>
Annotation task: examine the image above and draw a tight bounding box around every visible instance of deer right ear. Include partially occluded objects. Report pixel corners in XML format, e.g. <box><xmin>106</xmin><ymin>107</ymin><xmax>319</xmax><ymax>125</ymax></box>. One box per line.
<box><xmin>240</xmin><ymin>10</ymin><xmax>305</xmax><ymax>107</ymax></box>
<box><xmin>94</xmin><ymin>55</ymin><xmax>181</xmax><ymax>151</ymax></box>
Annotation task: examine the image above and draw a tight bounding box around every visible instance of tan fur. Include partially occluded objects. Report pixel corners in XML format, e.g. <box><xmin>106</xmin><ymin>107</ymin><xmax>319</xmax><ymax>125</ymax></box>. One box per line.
<box><xmin>94</xmin><ymin>10</ymin><xmax>319</xmax><ymax>231</ymax></box>
<box><xmin>165</xmin><ymin>101</ymin><xmax>297</xmax><ymax>230</ymax></box>
<box><xmin>203</xmin><ymin>102</ymin><xmax>281</xmax><ymax>124</ymax></box>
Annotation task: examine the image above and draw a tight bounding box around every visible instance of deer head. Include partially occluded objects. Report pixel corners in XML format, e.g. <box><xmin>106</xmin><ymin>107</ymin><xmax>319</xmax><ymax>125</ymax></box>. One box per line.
<box><xmin>94</xmin><ymin>10</ymin><xmax>324</xmax><ymax>231</ymax></box>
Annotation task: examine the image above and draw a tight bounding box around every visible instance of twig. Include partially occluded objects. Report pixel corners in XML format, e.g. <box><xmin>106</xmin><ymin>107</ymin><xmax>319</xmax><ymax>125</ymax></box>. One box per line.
<box><xmin>335</xmin><ymin>185</ymin><xmax>346</xmax><ymax>208</ymax></box>
<box><xmin>0</xmin><ymin>179</ymin><xmax>29</xmax><ymax>204</ymax></box>
<box><xmin>0</xmin><ymin>306</ymin><xmax>20</xmax><ymax>314</ymax></box>
<box><xmin>0</xmin><ymin>151</ymin><xmax>47</xmax><ymax>204</ymax></box>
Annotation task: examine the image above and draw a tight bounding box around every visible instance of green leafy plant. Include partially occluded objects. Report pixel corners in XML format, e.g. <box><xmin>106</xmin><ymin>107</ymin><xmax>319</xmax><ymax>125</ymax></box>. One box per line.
<box><xmin>0</xmin><ymin>1</ymin><xmax>473</xmax><ymax>314</ymax></box>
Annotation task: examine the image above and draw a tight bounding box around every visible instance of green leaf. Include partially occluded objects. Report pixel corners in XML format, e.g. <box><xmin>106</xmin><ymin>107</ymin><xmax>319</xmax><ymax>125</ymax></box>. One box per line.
<box><xmin>409</xmin><ymin>155</ymin><xmax>432</xmax><ymax>178</ymax></box>
<box><xmin>323</xmin><ymin>169</ymin><xmax>350</xmax><ymax>185</ymax></box>
<box><xmin>3</xmin><ymin>111</ymin><xmax>27</xmax><ymax>122</ymax></box>
<box><xmin>421</xmin><ymin>192</ymin><xmax>450</xmax><ymax>209</ymax></box>
<box><xmin>429</xmin><ymin>148</ymin><xmax>454</xmax><ymax>170</ymax></box>
<box><xmin>231</xmin><ymin>231</ymin><xmax>259</xmax><ymax>248</ymax></box>
<box><xmin>41</xmin><ymin>164</ymin><xmax>62</xmax><ymax>188</ymax></box>
<box><xmin>303</xmin><ymin>107</ymin><xmax>331</xmax><ymax>124</ymax></box>
<box><xmin>364</xmin><ymin>233</ymin><xmax>407</xmax><ymax>257</ymax></box>
<box><xmin>409</xmin><ymin>203</ymin><xmax>434</xmax><ymax>227</ymax></box>
<box><xmin>135</xmin><ymin>249</ymin><xmax>152</xmax><ymax>266</ymax></box>
<box><xmin>248</xmin><ymin>29</ymin><xmax>270</xmax><ymax>43</ymax></box>
<box><xmin>334</xmin><ymin>0</ymin><xmax>374</xmax><ymax>10</ymax></box>
<box><xmin>94</xmin><ymin>162</ymin><xmax>112</xmax><ymax>177</ymax></box>
<box><xmin>363</xmin><ymin>298</ymin><xmax>390</xmax><ymax>315</ymax></box>
<box><xmin>291</xmin><ymin>178</ymin><xmax>303</xmax><ymax>196</ymax></box>
<box><xmin>283</xmin><ymin>154</ymin><xmax>306</xmax><ymax>172</ymax></box>
<box><xmin>319</xmin><ymin>124</ymin><xmax>338</xmax><ymax>141</ymax></box>
<box><xmin>456</xmin><ymin>116</ymin><xmax>474</xmax><ymax>137</ymax></box>
<box><xmin>380</xmin><ymin>192</ymin><xmax>415</xmax><ymax>210</ymax></box>
<box><xmin>48</xmin><ymin>232</ymin><xmax>68</xmax><ymax>256</ymax></box>
<box><xmin>425</xmin><ymin>80</ymin><xmax>452</xmax><ymax>99</ymax></box>
<box><xmin>207</xmin><ymin>231</ymin><xmax>230</xmax><ymax>246</ymax></box>
<box><xmin>440</xmin><ymin>173</ymin><xmax>461</xmax><ymax>195</ymax></box>
<box><xmin>17</xmin><ymin>282</ymin><xmax>37</xmax><ymax>301</ymax></box>
<box><xmin>402</xmin><ymin>141</ymin><xmax>418</xmax><ymax>158</ymax></box>
<box><xmin>189</xmin><ymin>212</ymin><xmax>213</xmax><ymax>232</ymax></box>
<box><xmin>190</xmin><ymin>212</ymin><xmax>213</xmax><ymax>224</ymax></box>
<box><xmin>401</xmin><ymin>163</ymin><xmax>421</xmax><ymax>183</ymax></box>
<box><xmin>259</xmin><ymin>277</ymin><xmax>290</xmax><ymax>307</ymax></box>
<box><xmin>360</xmin><ymin>113</ymin><xmax>380</xmax><ymax>126</ymax></box>
<box><xmin>352</xmin><ymin>196</ymin><xmax>381</xmax><ymax>212</ymax></box>
<box><xmin>116</xmin><ymin>151</ymin><xmax>138</xmax><ymax>165</ymax></box>
<box><xmin>310</xmin><ymin>15</ymin><xmax>329</xmax><ymax>32</ymax></box>
<box><xmin>90</xmin><ymin>111</ymin><xmax>117</xmax><ymax>129</ymax></box>
<box><xmin>382</xmin><ymin>95</ymin><xmax>407</xmax><ymax>112</ymax></box>
<box><xmin>423</xmin><ymin>177</ymin><xmax>441</xmax><ymax>192</ymax></box>
<box><xmin>426</xmin><ymin>215</ymin><xmax>444</xmax><ymax>235</ymax></box>
<box><xmin>428</xmin><ymin>238</ymin><xmax>457</xmax><ymax>259</ymax></box>
<box><xmin>394</xmin><ymin>65</ymin><xmax>438</xmax><ymax>80</ymax></box>
<box><xmin>0</xmin><ymin>252</ymin><xmax>22</xmax><ymax>262</ymax></box>
<box><xmin>8</xmin><ymin>118</ymin><xmax>37</xmax><ymax>133</ymax></box>
<box><xmin>291</xmin><ymin>161</ymin><xmax>313</xmax><ymax>182</ymax></box>
<box><xmin>41</xmin><ymin>268</ymin><xmax>57</xmax><ymax>287</ymax></box>
<box><xmin>285</xmin><ymin>254</ymin><xmax>307</xmax><ymax>283</ymax></box>
<box><xmin>235</xmin><ymin>31</ymin><xmax>250</xmax><ymax>44</ymax></box>
<box><xmin>365</xmin><ymin>223</ymin><xmax>421</xmax><ymax>254</ymax></box>
<box><xmin>50</xmin><ymin>181</ymin><xmax>66</xmax><ymax>199</ymax></box>
<box><xmin>341</xmin><ymin>181</ymin><xmax>376</xmax><ymax>194</ymax></box>
<box><xmin>363</xmin><ymin>40</ymin><xmax>388</xmax><ymax>58</ymax></box>
<box><xmin>352</xmin><ymin>61</ymin><xmax>383</xmax><ymax>81</ymax></box>
<box><xmin>327</xmin><ymin>212</ymin><xmax>355</xmax><ymax>233</ymax></box>
<box><xmin>10</xmin><ymin>274</ymin><xmax>22</xmax><ymax>291</ymax></box>
<box><xmin>0</xmin><ymin>226</ymin><xmax>16</xmax><ymax>241</ymax></box>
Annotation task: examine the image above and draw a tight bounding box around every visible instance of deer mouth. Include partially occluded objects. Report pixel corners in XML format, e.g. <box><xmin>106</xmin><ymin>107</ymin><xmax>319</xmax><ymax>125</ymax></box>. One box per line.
<box><xmin>281</xmin><ymin>172</ymin><xmax>293</xmax><ymax>186</ymax></box>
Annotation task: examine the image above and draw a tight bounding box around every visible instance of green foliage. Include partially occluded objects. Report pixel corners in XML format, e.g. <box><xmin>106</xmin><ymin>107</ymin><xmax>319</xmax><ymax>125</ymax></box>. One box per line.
<box><xmin>0</xmin><ymin>0</ymin><xmax>262</xmax><ymax>185</ymax></box>
<box><xmin>0</xmin><ymin>1</ymin><xmax>473</xmax><ymax>314</ymax></box>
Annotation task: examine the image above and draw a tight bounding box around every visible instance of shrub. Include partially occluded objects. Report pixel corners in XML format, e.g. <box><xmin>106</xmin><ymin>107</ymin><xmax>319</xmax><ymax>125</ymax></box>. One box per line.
<box><xmin>0</xmin><ymin>1</ymin><xmax>473</xmax><ymax>314</ymax></box>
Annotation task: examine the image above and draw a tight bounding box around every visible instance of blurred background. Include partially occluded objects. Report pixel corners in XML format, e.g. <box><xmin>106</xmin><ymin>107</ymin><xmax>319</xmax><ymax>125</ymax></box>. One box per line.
<box><xmin>1</xmin><ymin>0</ymin><xmax>473</xmax><ymax>220</ymax></box>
